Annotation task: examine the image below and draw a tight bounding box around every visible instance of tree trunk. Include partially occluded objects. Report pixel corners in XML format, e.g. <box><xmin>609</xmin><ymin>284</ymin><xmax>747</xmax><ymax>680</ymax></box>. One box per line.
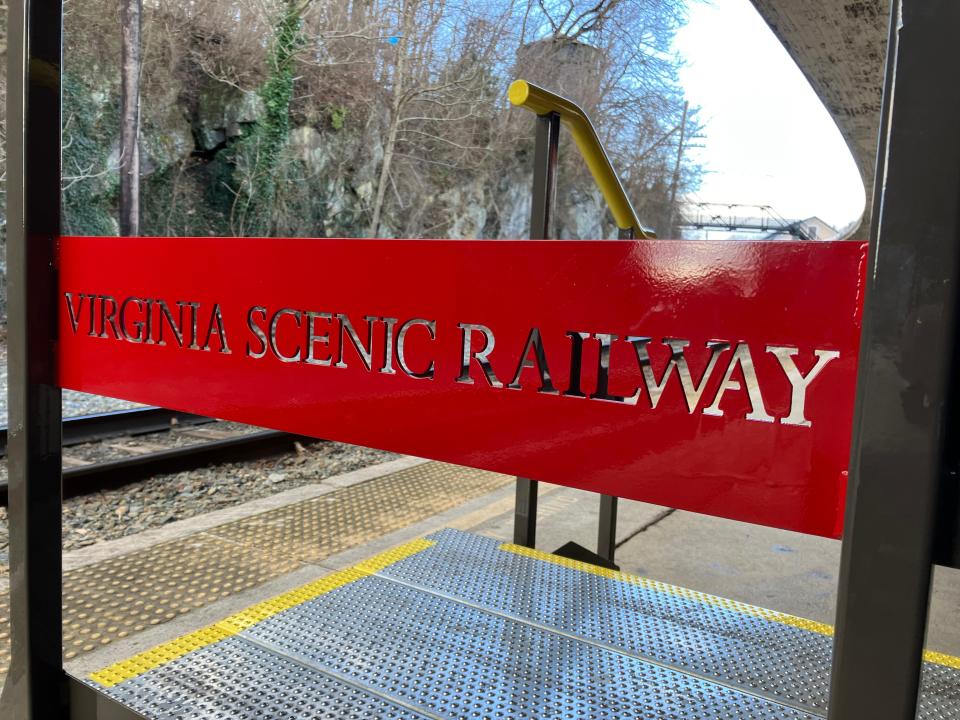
<box><xmin>368</xmin><ymin>0</ymin><xmax>413</xmax><ymax>237</ymax></box>
<box><xmin>667</xmin><ymin>100</ymin><xmax>689</xmax><ymax>237</ymax></box>
<box><xmin>119</xmin><ymin>0</ymin><xmax>141</xmax><ymax>236</ymax></box>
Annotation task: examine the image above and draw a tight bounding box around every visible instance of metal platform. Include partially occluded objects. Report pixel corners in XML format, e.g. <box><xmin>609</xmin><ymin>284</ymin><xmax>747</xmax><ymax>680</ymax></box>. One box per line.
<box><xmin>80</xmin><ymin>529</ymin><xmax>960</xmax><ymax>719</ymax></box>
<box><xmin>0</xmin><ymin>461</ymin><xmax>511</xmax><ymax>677</ymax></box>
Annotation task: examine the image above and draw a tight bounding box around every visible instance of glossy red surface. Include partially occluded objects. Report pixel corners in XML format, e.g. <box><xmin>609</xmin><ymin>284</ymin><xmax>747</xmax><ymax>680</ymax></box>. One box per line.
<box><xmin>58</xmin><ymin>236</ymin><xmax>866</xmax><ymax>537</ymax></box>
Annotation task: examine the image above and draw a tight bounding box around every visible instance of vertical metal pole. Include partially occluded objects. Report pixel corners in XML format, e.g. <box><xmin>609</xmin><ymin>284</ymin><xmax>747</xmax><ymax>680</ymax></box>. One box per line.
<box><xmin>828</xmin><ymin>2</ymin><xmax>960</xmax><ymax>718</ymax></box>
<box><xmin>529</xmin><ymin>112</ymin><xmax>561</xmax><ymax>240</ymax></box>
<box><xmin>597</xmin><ymin>495</ymin><xmax>618</xmax><ymax>564</ymax></box>
<box><xmin>592</xmin><ymin>225</ymin><xmax>634</xmax><ymax>563</ymax></box>
<box><xmin>513</xmin><ymin>478</ymin><xmax>539</xmax><ymax>548</ymax></box>
<box><xmin>0</xmin><ymin>0</ymin><xmax>65</xmax><ymax>718</ymax></box>
<box><xmin>514</xmin><ymin>112</ymin><xmax>560</xmax><ymax>549</ymax></box>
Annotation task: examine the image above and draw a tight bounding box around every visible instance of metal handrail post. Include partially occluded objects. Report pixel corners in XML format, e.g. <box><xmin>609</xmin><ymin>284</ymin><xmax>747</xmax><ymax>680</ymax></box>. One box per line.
<box><xmin>597</xmin><ymin>495</ymin><xmax>618</xmax><ymax>564</ymax></box>
<box><xmin>594</xmin><ymin>227</ymin><xmax>635</xmax><ymax>565</ymax></box>
<box><xmin>513</xmin><ymin>111</ymin><xmax>560</xmax><ymax>549</ymax></box>
<box><xmin>509</xmin><ymin>80</ymin><xmax>654</xmax><ymax>239</ymax></box>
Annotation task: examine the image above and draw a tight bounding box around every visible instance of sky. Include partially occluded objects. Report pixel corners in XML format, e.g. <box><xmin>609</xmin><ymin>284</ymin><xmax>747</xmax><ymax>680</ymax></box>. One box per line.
<box><xmin>673</xmin><ymin>0</ymin><xmax>866</xmax><ymax>232</ymax></box>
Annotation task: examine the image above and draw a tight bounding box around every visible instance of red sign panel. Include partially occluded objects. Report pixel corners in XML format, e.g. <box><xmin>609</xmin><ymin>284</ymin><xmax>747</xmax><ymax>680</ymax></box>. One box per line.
<box><xmin>58</xmin><ymin>235</ymin><xmax>866</xmax><ymax>537</ymax></box>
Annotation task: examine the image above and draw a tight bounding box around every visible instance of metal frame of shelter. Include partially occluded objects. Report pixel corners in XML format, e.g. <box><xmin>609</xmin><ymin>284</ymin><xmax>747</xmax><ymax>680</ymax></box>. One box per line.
<box><xmin>3</xmin><ymin>0</ymin><xmax>960</xmax><ymax>718</ymax></box>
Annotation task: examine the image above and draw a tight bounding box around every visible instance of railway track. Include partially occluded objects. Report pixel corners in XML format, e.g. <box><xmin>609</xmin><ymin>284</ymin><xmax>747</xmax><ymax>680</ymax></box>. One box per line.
<box><xmin>0</xmin><ymin>407</ymin><xmax>315</xmax><ymax>505</ymax></box>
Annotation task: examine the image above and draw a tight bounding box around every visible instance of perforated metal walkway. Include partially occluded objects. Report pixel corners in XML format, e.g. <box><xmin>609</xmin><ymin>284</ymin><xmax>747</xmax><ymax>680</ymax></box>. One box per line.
<box><xmin>81</xmin><ymin>529</ymin><xmax>960</xmax><ymax>719</ymax></box>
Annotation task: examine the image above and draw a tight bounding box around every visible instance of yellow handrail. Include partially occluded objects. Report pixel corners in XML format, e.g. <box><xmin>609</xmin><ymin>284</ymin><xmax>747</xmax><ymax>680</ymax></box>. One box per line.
<box><xmin>508</xmin><ymin>79</ymin><xmax>655</xmax><ymax>239</ymax></box>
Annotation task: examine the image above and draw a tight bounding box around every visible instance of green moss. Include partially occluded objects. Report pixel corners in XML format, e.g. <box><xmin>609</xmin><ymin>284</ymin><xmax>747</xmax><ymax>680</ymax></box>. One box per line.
<box><xmin>229</xmin><ymin>0</ymin><xmax>305</xmax><ymax>235</ymax></box>
<box><xmin>62</xmin><ymin>73</ymin><xmax>120</xmax><ymax>235</ymax></box>
<box><xmin>330</xmin><ymin>106</ymin><xmax>347</xmax><ymax>131</ymax></box>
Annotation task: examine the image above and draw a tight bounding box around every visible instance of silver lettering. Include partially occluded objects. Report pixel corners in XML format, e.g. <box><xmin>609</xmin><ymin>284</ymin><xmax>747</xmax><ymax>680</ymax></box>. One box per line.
<box><xmin>269</xmin><ymin>308</ymin><xmax>302</xmax><ymax>362</ymax></box>
<box><xmin>98</xmin><ymin>295</ymin><xmax>121</xmax><ymax>339</ymax></box>
<box><xmin>380</xmin><ymin>317</ymin><xmax>399</xmax><ymax>375</ymax></box>
<box><xmin>397</xmin><ymin>319</ymin><xmax>436</xmax><ymax>380</ymax></box>
<box><xmin>155</xmin><ymin>299</ymin><xmax>183</xmax><ymax>347</ymax></box>
<box><xmin>456</xmin><ymin>323</ymin><xmax>502</xmax><ymax>388</ymax></box>
<box><xmin>246</xmin><ymin>306</ymin><xmax>268</xmax><ymax>358</ymax></box>
<box><xmin>65</xmin><ymin>293</ymin><xmax>85</xmax><ymax>334</ymax></box>
<box><xmin>628</xmin><ymin>338</ymin><xmax>729</xmax><ymax>412</ymax></box>
<box><xmin>703</xmin><ymin>343</ymin><xmax>773</xmax><ymax>422</ymax></box>
<box><xmin>563</xmin><ymin>331</ymin><xmax>591</xmax><ymax>398</ymax></box>
<box><xmin>506</xmin><ymin>328</ymin><xmax>557</xmax><ymax>394</ymax></box>
<box><xmin>119</xmin><ymin>297</ymin><xmax>146</xmax><ymax>343</ymax></box>
<box><xmin>335</xmin><ymin>314</ymin><xmax>377</xmax><ymax>371</ymax></box>
<box><xmin>201</xmin><ymin>304</ymin><xmax>231</xmax><ymax>355</ymax></box>
<box><xmin>767</xmin><ymin>346</ymin><xmax>840</xmax><ymax>427</ymax></box>
<box><xmin>144</xmin><ymin>299</ymin><xmax>155</xmax><ymax>344</ymax></box>
<box><xmin>306</xmin><ymin>311</ymin><xmax>333</xmax><ymax>366</ymax></box>
<box><xmin>179</xmin><ymin>301</ymin><xmax>202</xmax><ymax>350</ymax></box>
<box><xmin>86</xmin><ymin>294</ymin><xmax>97</xmax><ymax>336</ymax></box>
<box><xmin>591</xmin><ymin>333</ymin><xmax>638</xmax><ymax>404</ymax></box>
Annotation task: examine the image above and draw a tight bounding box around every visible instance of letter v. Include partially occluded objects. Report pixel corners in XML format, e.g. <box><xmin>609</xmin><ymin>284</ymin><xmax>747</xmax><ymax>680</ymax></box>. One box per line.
<box><xmin>64</xmin><ymin>293</ymin><xmax>85</xmax><ymax>334</ymax></box>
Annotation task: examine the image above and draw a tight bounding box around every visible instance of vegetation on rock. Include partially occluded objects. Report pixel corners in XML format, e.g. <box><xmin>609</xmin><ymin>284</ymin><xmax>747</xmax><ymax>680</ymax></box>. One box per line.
<box><xmin>1</xmin><ymin>0</ymin><xmax>701</xmax><ymax>249</ymax></box>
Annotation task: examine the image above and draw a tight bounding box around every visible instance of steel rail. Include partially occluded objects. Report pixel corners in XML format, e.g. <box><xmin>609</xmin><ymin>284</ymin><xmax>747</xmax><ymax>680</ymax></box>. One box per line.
<box><xmin>0</xmin><ymin>407</ymin><xmax>216</xmax><ymax>457</ymax></box>
<box><xmin>0</xmin><ymin>428</ymin><xmax>317</xmax><ymax>505</ymax></box>
<box><xmin>508</xmin><ymin>79</ymin><xmax>655</xmax><ymax>239</ymax></box>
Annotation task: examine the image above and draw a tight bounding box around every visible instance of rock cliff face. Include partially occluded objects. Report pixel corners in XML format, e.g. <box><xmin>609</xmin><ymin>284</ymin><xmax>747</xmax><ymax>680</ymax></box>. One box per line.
<box><xmin>58</xmin><ymin>71</ymin><xmax>617</xmax><ymax>244</ymax></box>
<box><xmin>0</xmin><ymin>59</ymin><xmax>617</xmax><ymax>325</ymax></box>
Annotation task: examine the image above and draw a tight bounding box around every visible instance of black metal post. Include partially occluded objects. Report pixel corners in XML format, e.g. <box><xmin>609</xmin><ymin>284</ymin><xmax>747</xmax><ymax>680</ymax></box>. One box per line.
<box><xmin>828</xmin><ymin>2</ymin><xmax>960</xmax><ymax>718</ymax></box>
<box><xmin>0</xmin><ymin>0</ymin><xmax>66</xmax><ymax>717</ymax></box>
<box><xmin>590</xmin><ymin>227</ymin><xmax>633</xmax><ymax>561</ymax></box>
<box><xmin>597</xmin><ymin>495</ymin><xmax>618</xmax><ymax>564</ymax></box>
<box><xmin>530</xmin><ymin>112</ymin><xmax>561</xmax><ymax>240</ymax></box>
<box><xmin>513</xmin><ymin>477</ymin><xmax>539</xmax><ymax>548</ymax></box>
<box><xmin>513</xmin><ymin>112</ymin><xmax>561</xmax><ymax>549</ymax></box>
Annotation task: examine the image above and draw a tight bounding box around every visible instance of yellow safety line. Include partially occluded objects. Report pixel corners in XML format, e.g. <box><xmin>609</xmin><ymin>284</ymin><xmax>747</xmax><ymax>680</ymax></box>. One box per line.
<box><xmin>89</xmin><ymin>538</ymin><xmax>436</xmax><ymax>688</ymax></box>
<box><xmin>500</xmin><ymin>543</ymin><xmax>960</xmax><ymax>671</ymax></box>
<box><xmin>923</xmin><ymin>651</ymin><xmax>960</xmax><ymax>671</ymax></box>
<box><xmin>508</xmin><ymin>79</ymin><xmax>655</xmax><ymax>239</ymax></box>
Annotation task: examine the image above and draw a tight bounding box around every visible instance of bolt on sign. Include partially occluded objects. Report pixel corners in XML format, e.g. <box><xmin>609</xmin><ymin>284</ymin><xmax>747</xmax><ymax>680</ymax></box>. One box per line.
<box><xmin>58</xmin><ymin>235</ymin><xmax>867</xmax><ymax>538</ymax></box>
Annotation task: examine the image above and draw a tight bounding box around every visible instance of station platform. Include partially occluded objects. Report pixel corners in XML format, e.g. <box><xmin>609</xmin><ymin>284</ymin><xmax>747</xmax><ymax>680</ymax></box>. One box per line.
<box><xmin>81</xmin><ymin>528</ymin><xmax>960</xmax><ymax>720</ymax></box>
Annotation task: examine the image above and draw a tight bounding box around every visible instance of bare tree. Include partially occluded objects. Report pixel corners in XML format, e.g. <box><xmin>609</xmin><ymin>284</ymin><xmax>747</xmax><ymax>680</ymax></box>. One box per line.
<box><xmin>45</xmin><ymin>0</ymin><xmax>697</xmax><ymax>243</ymax></box>
<box><xmin>367</xmin><ymin>0</ymin><xmax>509</xmax><ymax>237</ymax></box>
<box><xmin>538</xmin><ymin>0</ymin><xmax>625</xmax><ymax>40</ymax></box>
<box><xmin>368</xmin><ymin>0</ymin><xmax>416</xmax><ymax>237</ymax></box>
<box><xmin>119</xmin><ymin>0</ymin><xmax>141</xmax><ymax>235</ymax></box>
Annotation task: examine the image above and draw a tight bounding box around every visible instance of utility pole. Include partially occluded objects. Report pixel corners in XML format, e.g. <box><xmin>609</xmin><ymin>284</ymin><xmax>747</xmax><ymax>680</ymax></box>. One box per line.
<box><xmin>119</xmin><ymin>0</ymin><xmax>142</xmax><ymax>236</ymax></box>
<box><xmin>667</xmin><ymin>100</ymin><xmax>689</xmax><ymax>237</ymax></box>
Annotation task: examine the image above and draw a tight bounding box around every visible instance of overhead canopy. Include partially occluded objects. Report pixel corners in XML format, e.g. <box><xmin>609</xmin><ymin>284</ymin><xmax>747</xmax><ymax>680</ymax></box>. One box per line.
<box><xmin>750</xmin><ymin>0</ymin><xmax>889</xmax><ymax>239</ymax></box>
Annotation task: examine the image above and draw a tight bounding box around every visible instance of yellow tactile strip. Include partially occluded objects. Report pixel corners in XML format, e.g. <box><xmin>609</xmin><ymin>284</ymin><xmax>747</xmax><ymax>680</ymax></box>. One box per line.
<box><xmin>501</xmin><ymin>543</ymin><xmax>960</xmax><ymax>671</ymax></box>
<box><xmin>89</xmin><ymin>538</ymin><xmax>436</xmax><ymax>687</ymax></box>
<box><xmin>0</xmin><ymin>462</ymin><xmax>511</xmax><ymax>680</ymax></box>
<box><xmin>204</xmin><ymin>463</ymin><xmax>509</xmax><ymax>562</ymax></box>
<box><xmin>0</xmin><ymin>533</ymin><xmax>302</xmax><ymax>674</ymax></box>
<box><xmin>63</xmin><ymin>534</ymin><xmax>303</xmax><ymax>659</ymax></box>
